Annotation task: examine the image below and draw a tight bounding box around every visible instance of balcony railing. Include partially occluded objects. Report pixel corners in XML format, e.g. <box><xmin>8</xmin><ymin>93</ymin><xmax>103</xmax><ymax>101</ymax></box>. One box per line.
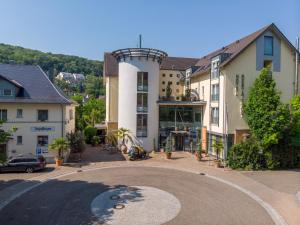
<box><xmin>137</xmin><ymin>85</ymin><xmax>148</xmax><ymax>92</ymax></box>
<box><xmin>137</xmin><ymin>106</ymin><xmax>148</xmax><ymax>113</ymax></box>
<box><xmin>211</xmin><ymin>94</ymin><xmax>219</xmax><ymax>101</ymax></box>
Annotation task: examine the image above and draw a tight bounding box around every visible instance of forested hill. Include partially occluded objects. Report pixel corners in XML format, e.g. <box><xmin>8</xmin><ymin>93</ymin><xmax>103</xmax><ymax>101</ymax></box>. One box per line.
<box><xmin>0</xmin><ymin>43</ymin><xmax>103</xmax><ymax>78</ymax></box>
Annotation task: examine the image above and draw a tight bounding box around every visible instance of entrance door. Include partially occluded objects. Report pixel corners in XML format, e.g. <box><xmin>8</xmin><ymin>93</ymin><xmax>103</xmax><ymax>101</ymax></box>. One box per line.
<box><xmin>174</xmin><ymin>135</ymin><xmax>184</xmax><ymax>151</ymax></box>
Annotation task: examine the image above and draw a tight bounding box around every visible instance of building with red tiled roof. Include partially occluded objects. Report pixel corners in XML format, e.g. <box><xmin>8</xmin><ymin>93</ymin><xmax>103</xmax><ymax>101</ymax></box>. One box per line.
<box><xmin>104</xmin><ymin>23</ymin><xmax>300</xmax><ymax>157</ymax></box>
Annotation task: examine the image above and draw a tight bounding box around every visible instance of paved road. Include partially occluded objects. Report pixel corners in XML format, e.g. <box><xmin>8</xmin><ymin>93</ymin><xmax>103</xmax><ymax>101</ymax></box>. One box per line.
<box><xmin>0</xmin><ymin>167</ymin><xmax>274</xmax><ymax>225</ymax></box>
<box><xmin>0</xmin><ymin>167</ymin><xmax>55</xmax><ymax>191</ymax></box>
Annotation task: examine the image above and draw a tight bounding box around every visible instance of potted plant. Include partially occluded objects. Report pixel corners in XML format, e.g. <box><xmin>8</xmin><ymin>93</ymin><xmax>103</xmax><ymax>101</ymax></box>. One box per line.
<box><xmin>212</xmin><ymin>140</ymin><xmax>223</xmax><ymax>168</ymax></box>
<box><xmin>164</xmin><ymin>136</ymin><xmax>172</xmax><ymax>159</ymax></box>
<box><xmin>117</xmin><ymin>128</ymin><xmax>133</xmax><ymax>154</ymax></box>
<box><xmin>49</xmin><ymin>137</ymin><xmax>70</xmax><ymax>166</ymax></box>
<box><xmin>195</xmin><ymin>143</ymin><xmax>202</xmax><ymax>161</ymax></box>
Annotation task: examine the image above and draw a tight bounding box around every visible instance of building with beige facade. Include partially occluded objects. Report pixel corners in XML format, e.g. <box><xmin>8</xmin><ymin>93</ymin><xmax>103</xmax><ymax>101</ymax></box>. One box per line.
<box><xmin>0</xmin><ymin>64</ymin><xmax>75</xmax><ymax>161</ymax></box>
<box><xmin>104</xmin><ymin>23</ymin><xmax>300</xmax><ymax>158</ymax></box>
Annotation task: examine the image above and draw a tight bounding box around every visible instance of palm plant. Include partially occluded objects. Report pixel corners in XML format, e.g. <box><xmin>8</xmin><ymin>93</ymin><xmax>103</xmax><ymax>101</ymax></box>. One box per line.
<box><xmin>49</xmin><ymin>137</ymin><xmax>70</xmax><ymax>160</ymax></box>
<box><xmin>117</xmin><ymin>128</ymin><xmax>133</xmax><ymax>153</ymax></box>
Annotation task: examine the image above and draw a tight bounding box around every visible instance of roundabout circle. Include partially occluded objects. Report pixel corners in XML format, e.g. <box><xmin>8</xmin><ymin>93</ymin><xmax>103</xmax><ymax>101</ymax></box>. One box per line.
<box><xmin>91</xmin><ymin>186</ymin><xmax>181</xmax><ymax>225</ymax></box>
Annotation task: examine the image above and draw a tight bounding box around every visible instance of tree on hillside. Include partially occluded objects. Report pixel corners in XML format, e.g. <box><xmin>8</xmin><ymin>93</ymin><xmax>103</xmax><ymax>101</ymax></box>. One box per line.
<box><xmin>243</xmin><ymin>68</ymin><xmax>291</xmax><ymax>149</ymax></box>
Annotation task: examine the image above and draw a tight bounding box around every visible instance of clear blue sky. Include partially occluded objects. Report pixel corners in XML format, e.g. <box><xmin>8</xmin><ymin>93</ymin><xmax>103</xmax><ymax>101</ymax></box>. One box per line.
<box><xmin>0</xmin><ymin>0</ymin><xmax>299</xmax><ymax>61</ymax></box>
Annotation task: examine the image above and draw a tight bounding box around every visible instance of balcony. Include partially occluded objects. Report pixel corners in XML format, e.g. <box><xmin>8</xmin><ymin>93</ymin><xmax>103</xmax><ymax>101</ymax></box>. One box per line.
<box><xmin>211</xmin><ymin>94</ymin><xmax>219</xmax><ymax>101</ymax></box>
<box><xmin>137</xmin><ymin>85</ymin><xmax>148</xmax><ymax>92</ymax></box>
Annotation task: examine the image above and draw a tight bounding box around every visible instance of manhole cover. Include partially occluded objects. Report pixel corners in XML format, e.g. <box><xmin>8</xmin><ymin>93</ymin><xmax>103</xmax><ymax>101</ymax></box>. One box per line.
<box><xmin>114</xmin><ymin>204</ymin><xmax>125</xmax><ymax>209</ymax></box>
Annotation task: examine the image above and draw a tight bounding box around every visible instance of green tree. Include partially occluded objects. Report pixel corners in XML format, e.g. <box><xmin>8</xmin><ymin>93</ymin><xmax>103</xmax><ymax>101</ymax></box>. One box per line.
<box><xmin>82</xmin><ymin>98</ymin><xmax>105</xmax><ymax>126</ymax></box>
<box><xmin>243</xmin><ymin>68</ymin><xmax>291</xmax><ymax>148</ymax></box>
<box><xmin>85</xmin><ymin>75</ymin><xmax>105</xmax><ymax>98</ymax></box>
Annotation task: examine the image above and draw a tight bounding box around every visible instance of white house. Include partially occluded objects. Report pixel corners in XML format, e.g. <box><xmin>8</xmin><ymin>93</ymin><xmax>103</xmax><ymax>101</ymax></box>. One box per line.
<box><xmin>0</xmin><ymin>64</ymin><xmax>75</xmax><ymax>161</ymax></box>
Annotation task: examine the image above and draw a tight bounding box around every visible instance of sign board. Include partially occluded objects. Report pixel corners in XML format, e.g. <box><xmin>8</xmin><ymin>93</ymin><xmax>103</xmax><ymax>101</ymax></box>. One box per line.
<box><xmin>31</xmin><ymin>127</ymin><xmax>55</xmax><ymax>132</ymax></box>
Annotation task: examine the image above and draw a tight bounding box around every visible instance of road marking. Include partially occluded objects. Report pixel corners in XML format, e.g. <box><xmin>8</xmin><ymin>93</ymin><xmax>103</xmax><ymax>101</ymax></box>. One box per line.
<box><xmin>0</xmin><ymin>165</ymin><xmax>288</xmax><ymax>225</ymax></box>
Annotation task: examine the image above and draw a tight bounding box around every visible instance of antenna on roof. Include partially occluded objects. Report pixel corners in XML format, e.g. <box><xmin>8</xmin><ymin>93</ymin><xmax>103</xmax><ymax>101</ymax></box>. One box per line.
<box><xmin>139</xmin><ymin>34</ymin><xmax>142</xmax><ymax>48</ymax></box>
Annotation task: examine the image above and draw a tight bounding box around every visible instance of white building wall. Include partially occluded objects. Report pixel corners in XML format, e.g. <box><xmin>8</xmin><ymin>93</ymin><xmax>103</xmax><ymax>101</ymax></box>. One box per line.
<box><xmin>1</xmin><ymin>103</ymin><xmax>75</xmax><ymax>160</ymax></box>
<box><xmin>118</xmin><ymin>57</ymin><xmax>159</xmax><ymax>151</ymax></box>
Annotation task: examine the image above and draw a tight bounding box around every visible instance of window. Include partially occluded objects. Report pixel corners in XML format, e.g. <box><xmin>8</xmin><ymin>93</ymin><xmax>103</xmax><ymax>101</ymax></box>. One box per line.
<box><xmin>176</xmin><ymin>82</ymin><xmax>179</xmax><ymax>85</ymax></box>
<box><xmin>137</xmin><ymin>72</ymin><xmax>148</xmax><ymax>91</ymax></box>
<box><xmin>211</xmin><ymin>61</ymin><xmax>219</xmax><ymax>79</ymax></box>
<box><xmin>3</xmin><ymin>89</ymin><xmax>12</xmax><ymax>96</ymax></box>
<box><xmin>162</xmin><ymin>73</ymin><xmax>166</xmax><ymax>77</ymax></box>
<box><xmin>0</xmin><ymin>109</ymin><xmax>7</xmax><ymax>121</ymax></box>
<box><xmin>211</xmin><ymin>107</ymin><xmax>219</xmax><ymax>125</ymax></box>
<box><xmin>69</xmin><ymin>109</ymin><xmax>73</xmax><ymax>120</ymax></box>
<box><xmin>211</xmin><ymin>84</ymin><xmax>219</xmax><ymax>101</ymax></box>
<box><xmin>162</xmin><ymin>81</ymin><xmax>165</xmax><ymax>85</ymax></box>
<box><xmin>176</xmin><ymin>97</ymin><xmax>180</xmax><ymax>100</ymax></box>
<box><xmin>17</xmin><ymin>136</ymin><xmax>22</xmax><ymax>145</ymax></box>
<box><xmin>241</xmin><ymin>74</ymin><xmax>245</xmax><ymax>98</ymax></box>
<box><xmin>37</xmin><ymin>136</ymin><xmax>48</xmax><ymax>147</ymax></box>
<box><xmin>169</xmin><ymin>81</ymin><xmax>172</xmax><ymax>85</ymax></box>
<box><xmin>137</xmin><ymin>93</ymin><xmax>148</xmax><ymax>112</ymax></box>
<box><xmin>162</xmin><ymin>89</ymin><xmax>165</xmax><ymax>92</ymax></box>
<box><xmin>235</xmin><ymin>75</ymin><xmax>239</xmax><ymax>96</ymax></box>
<box><xmin>264</xmin><ymin>36</ymin><xmax>273</xmax><ymax>56</ymax></box>
<box><xmin>137</xmin><ymin>114</ymin><xmax>147</xmax><ymax>137</ymax></box>
<box><xmin>16</xmin><ymin>109</ymin><xmax>23</xmax><ymax>118</ymax></box>
<box><xmin>177</xmin><ymin>74</ymin><xmax>180</xmax><ymax>78</ymax></box>
<box><xmin>37</xmin><ymin>110</ymin><xmax>48</xmax><ymax>121</ymax></box>
<box><xmin>169</xmin><ymin>74</ymin><xmax>173</xmax><ymax>77</ymax></box>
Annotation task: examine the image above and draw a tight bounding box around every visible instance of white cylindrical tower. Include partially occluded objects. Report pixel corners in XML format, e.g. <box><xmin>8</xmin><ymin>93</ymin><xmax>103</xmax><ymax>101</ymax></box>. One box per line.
<box><xmin>112</xmin><ymin>48</ymin><xmax>167</xmax><ymax>151</ymax></box>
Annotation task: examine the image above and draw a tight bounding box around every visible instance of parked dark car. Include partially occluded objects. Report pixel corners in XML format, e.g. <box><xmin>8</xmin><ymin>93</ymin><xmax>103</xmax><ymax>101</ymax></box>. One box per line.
<box><xmin>0</xmin><ymin>155</ymin><xmax>46</xmax><ymax>173</ymax></box>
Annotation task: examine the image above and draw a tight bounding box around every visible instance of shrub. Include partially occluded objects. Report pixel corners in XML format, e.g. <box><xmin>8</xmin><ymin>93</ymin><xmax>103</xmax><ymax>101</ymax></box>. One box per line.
<box><xmin>0</xmin><ymin>153</ymin><xmax>6</xmax><ymax>163</ymax></box>
<box><xmin>227</xmin><ymin>138</ymin><xmax>264</xmax><ymax>170</ymax></box>
<box><xmin>84</xmin><ymin>126</ymin><xmax>97</xmax><ymax>144</ymax></box>
<box><xmin>67</xmin><ymin>131</ymin><xmax>85</xmax><ymax>154</ymax></box>
<box><xmin>92</xmin><ymin>136</ymin><xmax>100</xmax><ymax>146</ymax></box>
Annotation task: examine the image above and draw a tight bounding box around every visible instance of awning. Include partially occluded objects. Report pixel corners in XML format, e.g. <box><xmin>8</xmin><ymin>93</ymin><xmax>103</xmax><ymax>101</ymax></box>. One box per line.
<box><xmin>157</xmin><ymin>100</ymin><xmax>206</xmax><ymax>106</ymax></box>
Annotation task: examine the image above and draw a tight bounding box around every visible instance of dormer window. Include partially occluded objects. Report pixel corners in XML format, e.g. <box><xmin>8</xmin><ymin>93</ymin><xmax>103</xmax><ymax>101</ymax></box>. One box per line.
<box><xmin>264</xmin><ymin>36</ymin><xmax>273</xmax><ymax>56</ymax></box>
<box><xmin>3</xmin><ymin>89</ymin><xmax>12</xmax><ymax>96</ymax></box>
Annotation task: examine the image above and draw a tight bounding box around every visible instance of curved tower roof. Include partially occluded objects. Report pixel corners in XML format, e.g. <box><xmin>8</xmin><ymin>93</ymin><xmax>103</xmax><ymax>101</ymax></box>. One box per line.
<box><xmin>112</xmin><ymin>48</ymin><xmax>168</xmax><ymax>64</ymax></box>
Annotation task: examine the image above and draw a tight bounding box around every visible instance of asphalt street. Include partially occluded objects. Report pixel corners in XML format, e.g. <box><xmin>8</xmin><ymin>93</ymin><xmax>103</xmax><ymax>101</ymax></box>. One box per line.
<box><xmin>0</xmin><ymin>166</ymin><xmax>274</xmax><ymax>225</ymax></box>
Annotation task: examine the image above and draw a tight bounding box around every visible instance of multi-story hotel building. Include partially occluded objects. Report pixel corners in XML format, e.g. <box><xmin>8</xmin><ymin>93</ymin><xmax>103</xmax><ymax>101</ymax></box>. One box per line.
<box><xmin>104</xmin><ymin>23</ymin><xmax>300</xmax><ymax>158</ymax></box>
<box><xmin>0</xmin><ymin>64</ymin><xmax>75</xmax><ymax>160</ymax></box>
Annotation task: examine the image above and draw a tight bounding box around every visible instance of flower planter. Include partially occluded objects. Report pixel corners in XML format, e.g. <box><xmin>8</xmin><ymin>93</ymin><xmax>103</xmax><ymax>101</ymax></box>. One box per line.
<box><xmin>55</xmin><ymin>158</ymin><xmax>63</xmax><ymax>167</ymax></box>
<box><xmin>165</xmin><ymin>152</ymin><xmax>172</xmax><ymax>159</ymax></box>
<box><xmin>214</xmin><ymin>159</ymin><xmax>221</xmax><ymax>168</ymax></box>
<box><xmin>195</xmin><ymin>153</ymin><xmax>202</xmax><ymax>161</ymax></box>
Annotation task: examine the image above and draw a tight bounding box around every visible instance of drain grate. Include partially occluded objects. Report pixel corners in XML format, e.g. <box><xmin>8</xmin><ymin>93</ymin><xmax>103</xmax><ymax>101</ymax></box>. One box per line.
<box><xmin>114</xmin><ymin>204</ymin><xmax>125</xmax><ymax>210</ymax></box>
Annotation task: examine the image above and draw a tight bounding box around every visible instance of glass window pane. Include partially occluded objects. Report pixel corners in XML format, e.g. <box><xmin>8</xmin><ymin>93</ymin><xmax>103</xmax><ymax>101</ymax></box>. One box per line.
<box><xmin>264</xmin><ymin>36</ymin><xmax>273</xmax><ymax>56</ymax></box>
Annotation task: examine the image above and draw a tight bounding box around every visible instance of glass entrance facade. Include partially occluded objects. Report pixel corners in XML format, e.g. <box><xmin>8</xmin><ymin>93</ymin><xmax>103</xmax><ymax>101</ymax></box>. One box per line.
<box><xmin>159</xmin><ymin>105</ymin><xmax>203</xmax><ymax>150</ymax></box>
